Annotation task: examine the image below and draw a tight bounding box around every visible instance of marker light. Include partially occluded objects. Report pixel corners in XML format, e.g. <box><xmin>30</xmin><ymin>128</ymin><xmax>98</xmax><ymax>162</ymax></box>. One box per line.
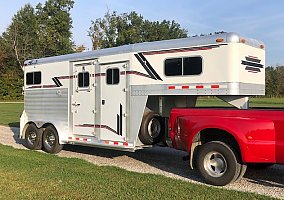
<box><xmin>260</xmin><ymin>44</ymin><xmax>265</xmax><ymax>49</ymax></box>
<box><xmin>216</xmin><ymin>38</ymin><xmax>224</xmax><ymax>43</ymax></box>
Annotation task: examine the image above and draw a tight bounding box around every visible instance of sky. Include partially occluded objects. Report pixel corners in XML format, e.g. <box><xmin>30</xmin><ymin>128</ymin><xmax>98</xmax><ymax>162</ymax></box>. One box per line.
<box><xmin>1</xmin><ymin>0</ymin><xmax>284</xmax><ymax>66</ymax></box>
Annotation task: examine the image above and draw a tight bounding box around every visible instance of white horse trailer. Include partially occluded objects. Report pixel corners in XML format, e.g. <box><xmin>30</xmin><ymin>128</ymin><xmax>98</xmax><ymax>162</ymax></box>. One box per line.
<box><xmin>20</xmin><ymin>32</ymin><xmax>265</xmax><ymax>153</ymax></box>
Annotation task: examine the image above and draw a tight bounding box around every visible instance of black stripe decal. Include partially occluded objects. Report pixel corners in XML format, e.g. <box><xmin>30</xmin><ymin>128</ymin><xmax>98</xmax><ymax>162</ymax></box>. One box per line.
<box><xmin>52</xmin><ymin>78</ymin><xmax>60</xmax><ymax>87</ymax></box>
<box><xmin>134</xmin><ymin>54</ymin><xmax>157</xmax><ymax>80</ymax></box>
<box><xmin>241</xmin><ymin>61</ymin><xmax>264</xmax><ymax>68</ymax></box>
<box><xmin>138</xmin><ymin>53</ymin><xmax>163</xmax><ymax>81</ymax></box>
<box><xmin>117</xmin><ymin>114</ymin><xmax>120</xmax><ymax>136</ymax></box>
<box><xmin>56</xmin><ymin>77</ymin><xmax>63</xmax><ymax>86</ymax></box>
<box><xmin>120</xmin><ymin>104</ymin><xmax>123</xmax><ymax>136</ymax></box>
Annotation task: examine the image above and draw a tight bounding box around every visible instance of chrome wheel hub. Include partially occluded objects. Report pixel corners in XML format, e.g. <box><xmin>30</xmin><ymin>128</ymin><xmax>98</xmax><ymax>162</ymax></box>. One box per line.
<box><xmin>204</xmin><ymin>151</ymin><xmax>227</xmax><ymax>177</ymax></box>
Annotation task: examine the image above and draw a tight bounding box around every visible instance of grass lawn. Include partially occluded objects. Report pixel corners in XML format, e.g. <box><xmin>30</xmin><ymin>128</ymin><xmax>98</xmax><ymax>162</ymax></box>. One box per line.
<box><xmin>0</xmin><ymin>100</ymin><xmax>282</xmax><ymax>199</ymax></box>
<box><xmin>196</xmin><ymin>97</ymin><xmax>284</xmax><ymax>108</ymax></box>
<box><xmin>0</xmin><ymin>144</ymin><xmax>277</xmax><ymax>200</ymax></box>
<box><xmin>0</xmin><ymin>102</ymin><xmax>23</xmax><ymax>127</ymax></box>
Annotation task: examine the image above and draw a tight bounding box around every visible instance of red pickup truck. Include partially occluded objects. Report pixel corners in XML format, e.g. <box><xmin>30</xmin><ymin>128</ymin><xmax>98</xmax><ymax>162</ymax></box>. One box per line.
<box><xmin>169</xmin><ymin>108</ymin><xmax>284</xmax><ymax>186</ymax></box>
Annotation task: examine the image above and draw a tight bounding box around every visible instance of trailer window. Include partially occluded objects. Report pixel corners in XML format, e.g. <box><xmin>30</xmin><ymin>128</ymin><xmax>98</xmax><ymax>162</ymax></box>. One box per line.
<box><xmin>165</xmin><ymin>58</ymin><xmax>182</xmax><ymax>76</ymax></box>
<box><xmin>78</xmin><ymin>72</ymin><xmax>90</xmax><ymax>88</ymax></box>
<box><xmin>165</xmin><ymin>57</ymin><xmax>202</xmax><ymax>76</ymax></box>
<box><xmin>26</xmin><ymin>72</ymin><xmax>41</xmax><ymax>85</ymax></box>
<box><xmin>183</xmin><ymin>57</ymin><xmax>202</xmax><ymax>75</ymax></box>
<box><xmin>106</xmin><ymin>68</ymin><xmax>120</xmax><ymax>85</ymax></box>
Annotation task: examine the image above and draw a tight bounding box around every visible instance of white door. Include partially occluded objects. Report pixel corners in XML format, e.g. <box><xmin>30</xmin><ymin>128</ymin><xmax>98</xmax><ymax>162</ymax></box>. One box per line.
<box><xmin>72</xmin><ymin>61</ymin><xmax>96</xmax><ymax>136</ymax></box>
<box><xmin>97</xmin><ymin>62</ymin><xmax>128</xmax><ymax>142</ymax></box>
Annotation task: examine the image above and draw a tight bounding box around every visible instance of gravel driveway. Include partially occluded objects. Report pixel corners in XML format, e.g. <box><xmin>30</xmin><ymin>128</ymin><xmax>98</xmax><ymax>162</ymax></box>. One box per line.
<box><xmin>0</xmin><ymin>125</ymin><xmax>283</xmax><ymax>199</ymax></box>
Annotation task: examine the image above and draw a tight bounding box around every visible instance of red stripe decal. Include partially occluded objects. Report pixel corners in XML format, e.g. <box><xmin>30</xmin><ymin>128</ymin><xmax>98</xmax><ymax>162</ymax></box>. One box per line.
<box><xmin>83</xmin><ymin>138</ymin><xmax>88</xmax><ymax>142</ymax></box>
<box><xmin>196</xmin><ymin>85</ymin><xmax>204</xmax><ymax>89</ymax></box>
<box><xmin>143</xmin><ymin>45</ymin><xmax>218</xmax><ymax>55</ymax></box>
<box><xmin>182</xmin><ymin>85</ymin><xmax>189</xmax><ymax>89</ymax></box>
<box><xmin>114</xmin><ymin>141</ymin><xmax>119</xmax><ymax>145</ymax></box>
<box><xmin>248</xmin><ymin>55</ymin><xmax>258</xmax><ymax>59</ymax></box>
<box><xmin>75</xmin><ymin>138</ymin><xmax>80</xmax><ymax>141</ymax></box>
<box><xmin>68</xmin><ymin>137</ymin><xmax>72</xmax><ymax>140</ymax></box>
<box><xmin>248</xmin><ymin>71</ymin><xmax>258</xmax><ymax>73</ymax></box>
<box><xmin>123</xmin><ymin>142</ymin><xmax>128</xmax><ymax>146</ymax></box>
<box><xmin>168</xmin><ymin>86</ymin><xmax>175</xmax><ymax>90</ymax></box>
<box><xmin>211</xmin><ymin>85</ymin><xmax>220</xmax><ymax>89</ymax></box>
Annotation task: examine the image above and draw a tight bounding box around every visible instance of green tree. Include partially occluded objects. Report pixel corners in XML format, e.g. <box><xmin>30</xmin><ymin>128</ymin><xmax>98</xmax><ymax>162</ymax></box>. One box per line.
<box><xmin>89</xmin><ymin>11</ymin><xmax>188</xmax><ymax>50</ymax></box>
<box><xmin>0</xmin><ymin>0</ymin><xmax>75</xmax><ymax>100</ymax></box>
<box><xmin>276</xmin><ymin>66</ymin><xmax>284</xmax><ymax>96</ymax></box>
<box><xmin>265</xmin><ymin>66</ymin><xmax>283</xmax><ymax>97</ymax></box>
<box><xmin>1</xmin><ymin>4</ymin><xmax>37</xmax><ymax>75</ymax></box>
<box><xmin>36</xmin><ymin>0</ymin><xmax>75</xmax><ymax>57</ymax></box>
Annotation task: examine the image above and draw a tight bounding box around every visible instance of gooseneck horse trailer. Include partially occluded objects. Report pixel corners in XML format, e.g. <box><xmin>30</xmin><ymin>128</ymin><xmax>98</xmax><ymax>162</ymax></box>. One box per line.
<box><xmin>20</xmin><ymin>32</ymin><xmax>265</xmax><ymax>154</ymax></box>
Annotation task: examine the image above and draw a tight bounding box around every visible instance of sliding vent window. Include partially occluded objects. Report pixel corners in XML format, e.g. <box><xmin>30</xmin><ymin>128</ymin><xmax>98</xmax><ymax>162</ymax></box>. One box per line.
<box><xmin>165</xmin><ymin>57</ymin><xmax>202</xmax><ymax>76</ymax></box>
<box><xmin>26</xmin><ymin>72</ymin><xmax>41</xmax><ymax>85</ymax></box>
<box><xmin>106</xmin><ymin>68</ymin><xmax>120</xmax><ymax>85</ymax></box>
<box><xmin>165</xmin><ymin>58</ymin><xmax>182</xmax><ymax>76</ymax></box>
<box><xmin>183</xmin><ymin>57</ymin><xmax>202</xmax><ymax>75</ymax></box>
<box><xmin>78</xmin><ymin>72</ymin><xmax>90</xmax><ymax>88</ymax></box>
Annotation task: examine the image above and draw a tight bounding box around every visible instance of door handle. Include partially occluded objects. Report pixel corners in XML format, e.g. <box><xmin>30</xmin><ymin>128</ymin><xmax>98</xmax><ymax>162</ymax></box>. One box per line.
<box><xmin>102</xmin><ymin>100</ymin><xmax>105</xmax><ymax>105</ymax></box>
<box><xmin>72</xmin><ymin>103</ymin><xmax>81</xmax><ymax>106</ymax></box>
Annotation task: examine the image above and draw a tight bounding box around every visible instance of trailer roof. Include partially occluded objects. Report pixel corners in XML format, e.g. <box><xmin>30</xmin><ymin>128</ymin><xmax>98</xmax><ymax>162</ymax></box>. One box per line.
<box><xmin>24</xmin><ymin>32</ymin><xmax>264</xmax><ymax>66</ymax></box>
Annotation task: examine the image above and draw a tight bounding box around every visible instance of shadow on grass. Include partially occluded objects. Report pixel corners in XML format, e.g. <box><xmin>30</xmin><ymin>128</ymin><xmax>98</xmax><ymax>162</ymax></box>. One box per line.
<box><xmin>8</xmin><ymin>122</ymin><xmax>20</xmax><ymax>128</ymax></box>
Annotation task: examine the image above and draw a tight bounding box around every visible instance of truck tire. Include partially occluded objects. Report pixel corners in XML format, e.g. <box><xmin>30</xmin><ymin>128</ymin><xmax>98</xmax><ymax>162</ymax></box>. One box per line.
<box><xmin>196</xmin><ymin>141</ymin><xmax>241</xmax><ymax>186</ymax></box>
<box><xmin>42</xmin><ymin>125</ymin><xmax>63</xmax><ymax>154</ymax></box>
<box><xmin>138</xmin><ymin>112</ymin><xmax>164</xmax><ymax>145</ymax></box>
<box><xmin>25</xmin><ymin>123</ymin><xmax>42</xmax><ymax>150</ymax></box>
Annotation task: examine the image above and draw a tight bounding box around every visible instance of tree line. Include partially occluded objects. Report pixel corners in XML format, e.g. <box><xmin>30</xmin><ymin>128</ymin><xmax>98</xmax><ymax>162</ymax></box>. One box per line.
<box><xmin>266</xmin><ymin>66</ymin><xmax>284</xmax><ymax>97</ymax></box>
<box><xmin>0</xmin><ymin>0</ymin><xmax>283</xmax><ymax>100</ymax></box>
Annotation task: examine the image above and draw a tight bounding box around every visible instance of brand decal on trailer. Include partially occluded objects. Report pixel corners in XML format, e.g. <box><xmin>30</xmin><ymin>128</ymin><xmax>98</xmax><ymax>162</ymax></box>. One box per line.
<box><xmin>241</xmin><ymin>56</ymin><xmax>263</xmax><ymax>73</ymax></box>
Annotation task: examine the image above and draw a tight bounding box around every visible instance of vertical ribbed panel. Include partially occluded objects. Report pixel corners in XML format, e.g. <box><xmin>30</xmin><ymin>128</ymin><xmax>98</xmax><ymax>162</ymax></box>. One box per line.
<box><xmin>25</xmin><ymin>89</ymin><xmax>68</xmax><ymax>125</ymax></box>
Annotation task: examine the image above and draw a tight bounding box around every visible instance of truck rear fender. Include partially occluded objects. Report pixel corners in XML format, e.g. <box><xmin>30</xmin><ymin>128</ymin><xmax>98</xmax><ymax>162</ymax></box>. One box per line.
<box><xmin>189</xmin><ymin>128</ymin><xmax>242</xmax><ymax>169</ymax></box>
<box><xmin>182</xmin><ymin>117</ymin><xmax>276</xmax><ymax>168</ymax></box>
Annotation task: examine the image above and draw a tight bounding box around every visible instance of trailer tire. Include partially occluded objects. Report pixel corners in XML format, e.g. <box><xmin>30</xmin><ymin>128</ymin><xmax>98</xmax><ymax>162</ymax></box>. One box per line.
<box><xmin>196</xmin><ymin>141</ymin><xmax>241</xmax><ymax>186</ymax></box>
<box><xmin>42</xmin><ymin>125</ymin><xmax>63</xmax><ymax>154</ymax></box>
<box><xmin>138</xmin><ymin>112</ymin><xmax>164</xmax><ymax>145</ymax></box>
<box><xmin>25</xmin><ymin>123</ymin><xmax>42</xmax><ymax>150</ymax></box>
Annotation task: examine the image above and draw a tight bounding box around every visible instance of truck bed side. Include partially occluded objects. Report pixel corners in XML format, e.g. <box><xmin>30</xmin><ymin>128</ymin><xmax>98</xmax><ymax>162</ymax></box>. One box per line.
<box><xmin>169</xmin><ymin>108</ymin><xmax>284</xmax><ymax>164</ymax></box>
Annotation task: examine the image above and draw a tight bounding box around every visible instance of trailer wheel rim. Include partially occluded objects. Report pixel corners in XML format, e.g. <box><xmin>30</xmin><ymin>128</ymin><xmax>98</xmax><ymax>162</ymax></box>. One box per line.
<box><xmin>204</xmin><ymin>151</ymin><xmax>227</xmax><ymax>178</ymax></box>
<box><xmin>148</xmin><ymin>118</ymin><xmax>161</xmax><ymax>138</ymax></box>
<box><xmin>27</xmin><ymin>131</ymin><xmax>37</xmax><ymax>146</ymax></box>
<box><xmin>44</xmin><ymin>131</ymin><xmax>56</xmax><ymax>149</ymax></box>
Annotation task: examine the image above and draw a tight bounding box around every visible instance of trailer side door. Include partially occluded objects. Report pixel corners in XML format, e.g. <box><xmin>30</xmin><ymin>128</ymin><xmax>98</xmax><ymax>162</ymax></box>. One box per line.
<box><xmin>96</xmin><ymin>61</ymin><xmax>128</xmax><ymax>142</ymax></box>
<box><xmin>71</xmin><ymin>60</ymin><xmax>96</xmax><ymax>137</ymax></box>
